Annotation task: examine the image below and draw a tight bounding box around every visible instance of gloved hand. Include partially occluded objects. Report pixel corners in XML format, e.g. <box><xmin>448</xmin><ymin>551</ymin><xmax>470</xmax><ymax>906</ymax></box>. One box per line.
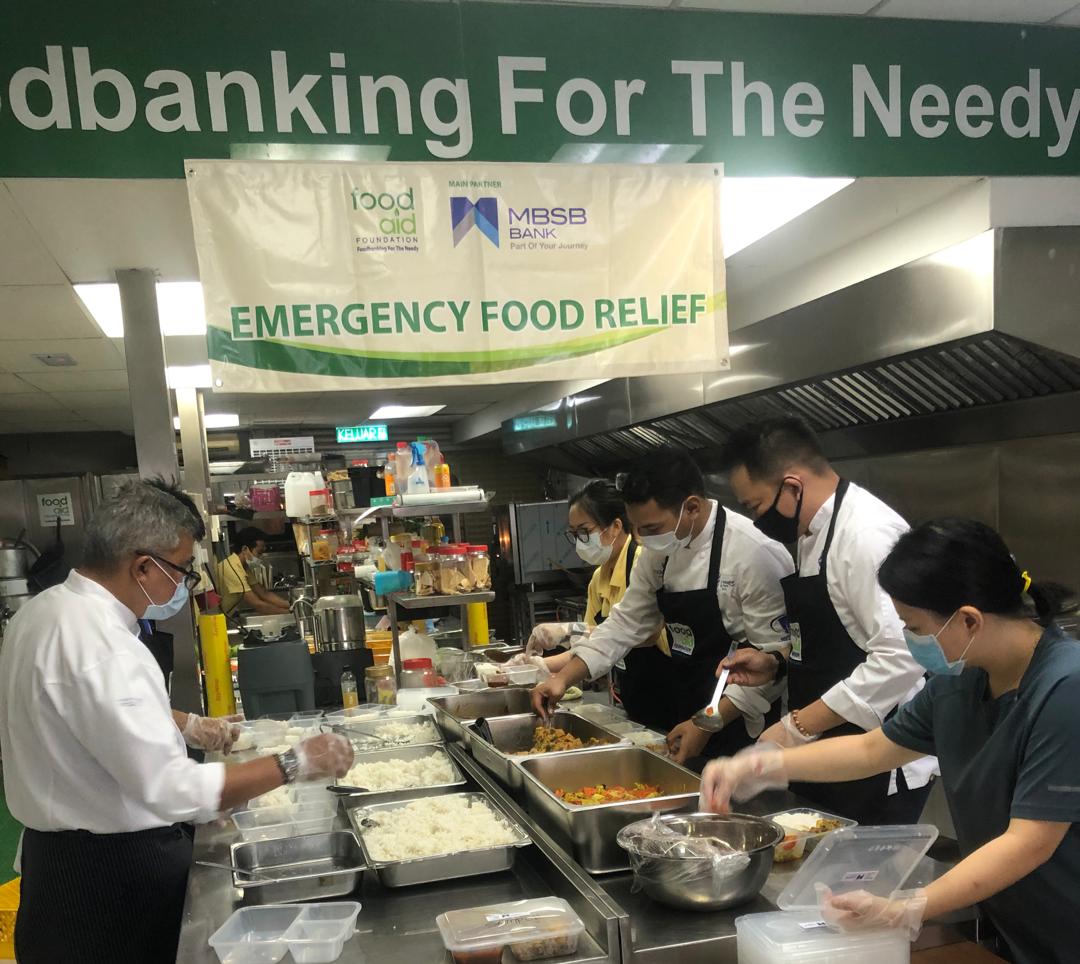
<box><xmin>818</xmin><ymin>885</ymin><xmax>928</xmax><ymax>942</ymax></box>
<box><xmin>294</xmin><ymin>733</ymin><xmax>354</xmax><ymax>782</ymax></box>
<box><xmin>507</xmin><ymin>653</ymin><xmax>553</xmax><ymax>679</ymax></box>
<box><xmin>525</xmin><ymin>622</ymin><xmax>590</xmax><ymax>658</ymax></box>
<box><xmin>699</xmin><ymin>743</ymin><xmax>788</xmax><ymax>813</ymax></box>
<box><xmin>183</xmin><ymin>713</ymin><xmax>244</xmax><ymax>753</ymax></box>
<box><xmin>667</xmin><ymin>719</ymin><xmax>712</xmax><ymax>765</ymax></box>
<box><xmin>759</xmin><ymin>712</ymin><xmax>820</xmax><ymax>748</ymax></box>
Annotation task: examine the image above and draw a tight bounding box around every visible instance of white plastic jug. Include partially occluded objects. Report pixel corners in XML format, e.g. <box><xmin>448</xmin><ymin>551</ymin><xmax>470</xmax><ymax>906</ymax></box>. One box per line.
<box><xmin>284</xmin><ymin>472</ymin><xmax>312</xmax><ymax>517</ymax></box>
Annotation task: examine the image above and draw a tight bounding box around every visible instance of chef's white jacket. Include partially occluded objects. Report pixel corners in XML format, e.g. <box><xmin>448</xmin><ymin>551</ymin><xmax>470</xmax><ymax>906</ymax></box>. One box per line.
<box><xmin>573</xmin><ymin>500</ymin><xmax>794</xmax><ymax>737</ymax></box>
<box><xmin>798</xmin><ymin>482</ymin><xmax>938</xmax><ymax>790</ymax></box>
<box><xmin>0</xmin><ymin>570</ymin><xmax>225</xmax><ymax>835</ymax></box>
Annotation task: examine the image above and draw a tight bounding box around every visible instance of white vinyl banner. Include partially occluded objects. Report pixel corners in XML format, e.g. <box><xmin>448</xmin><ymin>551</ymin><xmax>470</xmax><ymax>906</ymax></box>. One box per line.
<box><xmin>186</xmin><ymin>160</ymin><xmax>727</xmax><ymax>391</ymax></box>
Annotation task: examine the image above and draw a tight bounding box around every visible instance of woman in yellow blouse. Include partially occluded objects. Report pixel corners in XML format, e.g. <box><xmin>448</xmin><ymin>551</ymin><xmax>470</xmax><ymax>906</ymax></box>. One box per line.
<box><xmin>527</xmin><ymin>480</ymin><xmax>672</xmax><ymax>731</ymax></box>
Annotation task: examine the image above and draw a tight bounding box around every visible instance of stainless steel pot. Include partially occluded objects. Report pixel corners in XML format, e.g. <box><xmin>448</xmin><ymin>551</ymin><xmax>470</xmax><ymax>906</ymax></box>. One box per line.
<box><xmin>0</xmin><ymin>540</ymin><xmax>37</xmax><ymax>580</ymax></box>
<box><xmin>313</xmin><ymin>595</ymin><xmax>366</xmax><ymax>651</ymax></box>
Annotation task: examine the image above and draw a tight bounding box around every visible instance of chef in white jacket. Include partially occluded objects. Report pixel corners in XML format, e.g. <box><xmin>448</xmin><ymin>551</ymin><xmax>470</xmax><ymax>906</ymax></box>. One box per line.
<box><xmin>717</xmin><ymin>417</ymin><xmax>937</xmax><ymax>824</ymax></box>
<box><xmin>531</xmin><ymin>447</ymin><xmax>793</xmax><ymax>769</ymax></box>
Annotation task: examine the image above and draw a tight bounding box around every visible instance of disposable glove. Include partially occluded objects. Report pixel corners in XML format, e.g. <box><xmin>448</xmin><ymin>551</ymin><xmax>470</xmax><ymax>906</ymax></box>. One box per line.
<box><xmin>699</xmin><ymin>743</ymin><xmax>788</xmax><ymax>813</ymax></box>
<box><xmin>758</xmin><ymin>712</ymin><xmax>820</xmax><ymax>748</ymax></box>
<box><xmin>525</xmin><ymin>622</ymin><xmax>590</xmax><ymax>657</ymax></box>
<box><xmin>183</xmin><ymin>713</ymin><xmax>244</xmax><ymax>753</ymax></box>
<box><xmin>818</xmin><ymin>885</ymin><xmax>928</xmax><ymax>942</ymax></box>
<box><xmin>294</xmin><ymin>733</ymin><xmax>354</xmax><ymax>782</ymax></box>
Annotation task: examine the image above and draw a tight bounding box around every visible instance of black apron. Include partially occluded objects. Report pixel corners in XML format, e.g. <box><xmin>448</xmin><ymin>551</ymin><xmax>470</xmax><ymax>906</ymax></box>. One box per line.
<box><xmin>609</xmin><ymin>544</ymin><xmax>678</xmax><ymax>734</ymax></box>
<box><xmin>783</xmin><ymin>479</ymin><xmax>891</xmax><ymax>823</ymax></box>
<box><xmin>655</xmin><ymin>507</ymin><xmax>765</xmax><ymax>762</ymax></box>
<box><xmin>16</xmin><ymin>823</ymin><xmax>193</xmax><ymax>964</ymax></box>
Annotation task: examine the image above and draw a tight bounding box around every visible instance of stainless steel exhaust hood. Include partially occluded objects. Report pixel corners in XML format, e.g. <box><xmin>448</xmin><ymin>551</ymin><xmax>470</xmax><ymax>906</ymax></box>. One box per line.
<box><xmin>504</xmin><ymin>226</ymin><xmax>1080</xmax><ymax>470</ymax></box>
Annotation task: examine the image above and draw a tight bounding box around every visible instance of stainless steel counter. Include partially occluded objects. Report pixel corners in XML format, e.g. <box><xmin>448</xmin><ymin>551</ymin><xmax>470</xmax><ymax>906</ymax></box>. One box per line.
<box><xmin>177</xmin><ymin>745</ymin><xmax>623</xmax><ymax>963</ymax></box>
<box><xmin>177</xmin><ymin>747</ymin><xmax>966</xmax><ymax>964</ymax></box>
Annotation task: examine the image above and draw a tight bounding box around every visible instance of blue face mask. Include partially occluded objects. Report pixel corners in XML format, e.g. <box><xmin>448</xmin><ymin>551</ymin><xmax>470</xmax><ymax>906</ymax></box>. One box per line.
<box><xmin>139</xmin><ymin>558</ymin><xmax>190</xmax><ymax>620</ymax></box>
<box><xmin>903</xmin><ymin>610</ymin><xmax>977</xmax><ymax>676</ymax></box>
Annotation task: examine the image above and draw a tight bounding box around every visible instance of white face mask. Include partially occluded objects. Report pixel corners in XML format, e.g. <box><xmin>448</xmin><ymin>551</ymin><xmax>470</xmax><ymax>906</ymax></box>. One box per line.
<box><xmin>575</xmin><ymin>526</ymin><xmax>615</xmax><ymax>566</ymax></box>
<box><xmin>639</xmin><ymin>502</ymin><xmax>692</xmax><ymax>556</ymax></box>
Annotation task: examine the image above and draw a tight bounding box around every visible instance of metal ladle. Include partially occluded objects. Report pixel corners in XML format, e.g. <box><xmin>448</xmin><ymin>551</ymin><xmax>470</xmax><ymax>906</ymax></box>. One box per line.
<box><xmin>691</xmin><ymin>641</ymin><xmax>739</xmax><ymax>732</ymax></box>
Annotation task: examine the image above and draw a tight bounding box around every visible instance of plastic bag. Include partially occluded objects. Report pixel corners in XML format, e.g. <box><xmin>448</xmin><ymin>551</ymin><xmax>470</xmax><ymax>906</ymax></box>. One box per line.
<box><xmin>616</xmin><ymin>814</ymin><xmax>751</xmax><ymax>894</ymax></box>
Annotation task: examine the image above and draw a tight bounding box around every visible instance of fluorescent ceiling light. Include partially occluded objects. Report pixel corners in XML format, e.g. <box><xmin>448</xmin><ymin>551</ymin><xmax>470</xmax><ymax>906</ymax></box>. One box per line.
<box><xmin>369</xmin><ymin>405</ymin><xmax>446</xmax><ymax>419</ymax></box>
<box><xmin>74</xmin><ymin>283</ymin><xmax>123</xmax><ymax>337</ymax></box>
<box><xmin>722</xmin><ymin>177</ymin><xmax>853</xmax><ymax>257</ymax></box>
<box><xmin>173</xmin><ymin>412</ymin><xmax>240</xmax><ymax>430</ymax></box>
<box><xmin>166</xmin><ymin>364</ymin><xmax>212</xmax><ymax>389</ymax></box>
<box><xmin>231</xmin><ymin>143</ymin><xmax>392</xmax><ymax>162</ymax></box>
<box><xmin>551</xmin><ymin>143</ymin><xmax>702</xmax><ymax>165</ymax></box>
<box><xmin>74</xmin><ymin>281</ymin><xmax>207</xmax><ymax>338</ymax></box>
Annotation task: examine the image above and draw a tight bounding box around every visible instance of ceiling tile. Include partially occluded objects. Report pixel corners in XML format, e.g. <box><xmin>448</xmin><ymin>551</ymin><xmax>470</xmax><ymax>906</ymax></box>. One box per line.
<box><xmin>0</xmin><ymin>338</ymin><xmax>126</xmax><ymax>373</ymax></box>
<box><xmin>1053</xmin><ymin>3</ymin><xmax>1080</xmax><ymax>23</ymax></box>
<box><xmin>873</xmin><ymin>0</ymin><xmax>1076</xmax><ymax>22</ymax></box>
<box><xmin>676</xmin><ymin>0</ymin><xmax>875</xmax><ymax>10</ymax></box>
<box><xmin>0</xmin><ymin>186</ymin><xmax>67</xmax><ymax>285</ymax></box>
<box><xmin>18</xmin><ymin>369</ymin><xmax>128</xmax><ymax>392</ymax></box>
<box><xmin>47</xmin><ymin>389</ymin><xmax>130</xmax><ymax>409</ymax></box>
<box><xmin>0</xmin><ymin>375</ymin><xmax>35</xmax><ymax>394</ymax></box>
<box><xmin>0</xmin><ymin>285</ymin><xmax>102</xmax><ymax>339</ymax></box>
<box><xmin>0</xmin><ymin>393</ymin><xmax>68</xmax><ymax>413</ymax></box>
<box><xmin>3</xmin><ymin>179</ymin><xmax>199</xmax><ymax>284</ymax></box>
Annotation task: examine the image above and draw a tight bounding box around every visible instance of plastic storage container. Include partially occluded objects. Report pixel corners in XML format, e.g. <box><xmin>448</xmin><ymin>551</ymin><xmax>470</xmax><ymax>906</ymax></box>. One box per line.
<box><xmin>437</xmin><ymin>546</ymin><xmax>471</xmax><ymax>594</ymax></box>
<box><xmin>766</xmin><ymin>808</ymin><xmax>858</xmax><ymax>863</ymax></box>
<box><xmin>231</xmin><ymin>801</ymin><xmax>339</xmax><ymax>843</ymax></box>
<box><xmin>436</xmin><ymin>898</ymin><xmax>585</xmax><ymax>963</ymax></box>
<box><xmin>467</xmin><ymin>545</ymin><xmax>491</xmax><ymax>590</ymax></box>
<box><xmin>735</xmin><ymin>824</ymin><xmax>939</xmax><ymax>964</ymax></box>
<box><xmin>399</xmin><ymin>658</ymin><xmax>437</xmax><ymax>688</ymax></box>
<box><xmin>208</xmin><ymin>902</ymin><xmax>361</xmax><ymax>964</ymax></box>
<box><xmin>736</xmin><ymin>909</ymin><xmax>909</xmax><ymax>964</ymax></box>
<box><xmin>309</xmin><ymin>488</ymin><xmax>333</xmax><ymax>517</ymax></box>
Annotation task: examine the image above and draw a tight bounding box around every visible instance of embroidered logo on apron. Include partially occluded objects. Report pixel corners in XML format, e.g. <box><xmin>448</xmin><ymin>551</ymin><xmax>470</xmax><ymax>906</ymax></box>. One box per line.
<box><xmin>668</xmin><ymin>621</ymin><xmax>696</xmax><ymax>657</ymax></box>
<box><xmin>789</xmin><ymin>621</ymin><xmax>803</xmax><ymax>662</ymax></box>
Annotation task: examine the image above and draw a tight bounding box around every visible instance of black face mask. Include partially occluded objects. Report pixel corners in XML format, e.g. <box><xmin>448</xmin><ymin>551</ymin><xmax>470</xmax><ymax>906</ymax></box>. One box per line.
<box><xmin>753</xmin><ymin>478</ymin><xmax>803</xmax><ymax>544</ymax></box>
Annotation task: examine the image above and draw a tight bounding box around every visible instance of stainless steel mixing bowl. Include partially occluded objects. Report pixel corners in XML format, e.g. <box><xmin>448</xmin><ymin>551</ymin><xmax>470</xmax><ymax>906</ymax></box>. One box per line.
<box><xmin>617</xmin><ymin>812</ymin><xmax>784</xmax><ymax>911</ymax></box>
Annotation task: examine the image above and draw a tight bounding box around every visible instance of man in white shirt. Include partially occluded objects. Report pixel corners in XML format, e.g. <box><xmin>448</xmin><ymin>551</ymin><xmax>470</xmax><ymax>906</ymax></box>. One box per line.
<box><xmin>0</xmin><ymin>480</ymin><xmax>353</xmax><ymax>964</ymax></box>
<box><xmin>717</xmin><ymin>417</ymin><xmax>937</xmax><ymax>824</ymax></box>
<box><xmin>531</xmin><ymin>448</ymin><xmax>793</xmax><ymax>769</ymax></box>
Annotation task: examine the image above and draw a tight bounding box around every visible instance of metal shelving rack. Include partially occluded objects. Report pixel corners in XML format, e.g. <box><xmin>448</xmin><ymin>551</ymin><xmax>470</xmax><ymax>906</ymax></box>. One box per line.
<box><xmin>386</xmin><ymin>589</ymin><xmax>496</xmax><ymax>685</ymax></box>
<box><xmin>338</xmin><ymin>495</ymin><xmax>492</xmax><ymax>543</ymax></box>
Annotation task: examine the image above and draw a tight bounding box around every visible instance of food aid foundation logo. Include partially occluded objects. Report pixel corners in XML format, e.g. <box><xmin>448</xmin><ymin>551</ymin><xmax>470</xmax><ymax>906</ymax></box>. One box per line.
<box><xmin>351</xmin><ymin>185</ymin><xmax>420</xmax><ymax>254</ymax></box>
<box><xmin>450</xmin><ymin>196</ymin><xmax>499</xmax><ymax>247</ymax></box>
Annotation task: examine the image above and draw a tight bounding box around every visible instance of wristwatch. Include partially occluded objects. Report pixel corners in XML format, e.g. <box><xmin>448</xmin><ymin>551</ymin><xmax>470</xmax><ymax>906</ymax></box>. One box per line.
<box><xmin>770</xmin><ymin>650</ymin><xmax>788</xmax><ymax>683</ymax></box>
<box><xmin>275</xmin><ymin>748</ymin><xmax>300</xmax><ymax>785</ymax></box>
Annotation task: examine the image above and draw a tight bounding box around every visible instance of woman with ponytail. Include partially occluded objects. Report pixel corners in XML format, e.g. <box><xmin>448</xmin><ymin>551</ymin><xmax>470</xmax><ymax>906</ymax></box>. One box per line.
<box><xmin>700</xmin><ymin>518</ymin><xmax>1079</xmax><ymax>964</ymax></box>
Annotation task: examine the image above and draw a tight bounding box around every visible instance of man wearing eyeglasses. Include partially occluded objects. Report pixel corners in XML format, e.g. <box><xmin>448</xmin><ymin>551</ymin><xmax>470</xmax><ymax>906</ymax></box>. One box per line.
<box><xmin>0</xmin><ymin>480</ymin><xmax>353</xmax><ymax>963</ymax></box>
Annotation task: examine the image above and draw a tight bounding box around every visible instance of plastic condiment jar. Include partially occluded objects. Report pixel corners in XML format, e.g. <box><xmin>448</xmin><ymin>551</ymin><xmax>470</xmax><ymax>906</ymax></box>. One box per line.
<box><xmin>400</xmin><ymin>657</ymin><xmax>437</xmax><ymax>688</ymax></box>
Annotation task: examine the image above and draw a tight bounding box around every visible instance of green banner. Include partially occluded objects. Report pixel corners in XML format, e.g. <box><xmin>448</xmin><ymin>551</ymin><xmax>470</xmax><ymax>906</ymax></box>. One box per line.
<box><xmin>5</xmin><ymin>0</ymin><xmax>1080</xmax><ymax>178</ymax></box>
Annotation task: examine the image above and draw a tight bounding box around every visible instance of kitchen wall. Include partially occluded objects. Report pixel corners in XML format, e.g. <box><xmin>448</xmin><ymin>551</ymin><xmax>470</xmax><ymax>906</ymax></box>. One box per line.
<box><xmin>0</xmin><ymin>432</ymin><xmax>137</xmax><ymax>478</ymax></box>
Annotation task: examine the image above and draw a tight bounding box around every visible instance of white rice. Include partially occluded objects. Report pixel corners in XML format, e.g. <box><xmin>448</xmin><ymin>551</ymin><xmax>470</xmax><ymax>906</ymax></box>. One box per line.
<box><xmin>246</xmin><ymin>786</ymin><xmax>293</xmax><ymax>809</ymax></box>
<box><xmin>362</xmin><ymin>796</ymin><xmax>521</xmax><ymax>861</ymax></box>
<box><xmin>343</xmin><ymin>751</ymin><xmax>455</xmax><ymax>791</ymax></box>
<box><xmin>364</xmin><ymin>720</ymin><xmax>440</xmax><ymax>745</ymax></box>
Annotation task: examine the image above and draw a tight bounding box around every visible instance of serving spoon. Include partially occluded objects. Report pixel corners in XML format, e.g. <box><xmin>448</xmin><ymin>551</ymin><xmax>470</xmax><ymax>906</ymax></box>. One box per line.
<box><xmin>691</xmin><ymin>641</ymin><xmax>739</xmax><ymax>732</ymax></box>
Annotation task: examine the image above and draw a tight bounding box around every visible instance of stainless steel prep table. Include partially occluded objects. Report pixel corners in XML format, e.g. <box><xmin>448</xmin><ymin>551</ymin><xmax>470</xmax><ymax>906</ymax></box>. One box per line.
<box><xmin>176</xmin><ymin>744</ymin><xmax>624</xmax><ymax>964</ymax></box>
<box><xmin>178</xmin><ymin>752</ymin><xmax>966</xmax><ymax>964</ymax></box>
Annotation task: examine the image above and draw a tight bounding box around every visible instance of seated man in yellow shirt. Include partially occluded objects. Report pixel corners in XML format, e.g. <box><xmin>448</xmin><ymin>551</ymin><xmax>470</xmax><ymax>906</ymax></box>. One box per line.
<box><xmin>218</xmin><ymin>527</ymin><xmax>291</xmax><ymax>617</ymax></box>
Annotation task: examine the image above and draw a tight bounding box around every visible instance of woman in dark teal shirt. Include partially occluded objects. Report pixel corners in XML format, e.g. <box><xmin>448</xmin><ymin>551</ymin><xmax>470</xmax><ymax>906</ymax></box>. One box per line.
<box><xmin>701</xmin><ymin>518</ymin><xmax>1079</xmax><ymax>964</ymax></box>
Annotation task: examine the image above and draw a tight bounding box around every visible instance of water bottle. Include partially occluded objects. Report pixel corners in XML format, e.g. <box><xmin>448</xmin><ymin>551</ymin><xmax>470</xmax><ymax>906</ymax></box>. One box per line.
<box><xmin>340</xmin><ymin>670</ymin><xmax>359</xmax><ymax>709</ymax></box>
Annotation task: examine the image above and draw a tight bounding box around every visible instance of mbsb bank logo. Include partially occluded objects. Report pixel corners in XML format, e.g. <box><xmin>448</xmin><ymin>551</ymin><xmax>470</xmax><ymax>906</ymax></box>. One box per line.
<box><xmin>450</xmin><ymin>197</ymin><xmax>499</xmax><ymax>247</ymax></box>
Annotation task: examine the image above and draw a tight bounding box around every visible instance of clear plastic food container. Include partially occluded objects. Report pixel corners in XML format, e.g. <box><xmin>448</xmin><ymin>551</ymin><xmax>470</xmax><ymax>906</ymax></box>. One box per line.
<box><xmin>231</xmin><ymin>801</ymin><xmax>339</xmax><ymax>842</ymax></box>
<box><xmin>605</xmin><ymin>719</ymin><xmax>645</xmax><ymax>734</ymax></box>
<box><xmin>208</xmin><ymin>902</ymin><xmax>361</xmax><ymax>964</ymax></box>
<box><xmin>436</xmin><ymin>898</ymin><xmax>585</xmax><ymax>964</ymax></box>
<box><xmin>504</xmin><ymin>665</ymin><xmax>541</xmax><ymax>686</ymax></box>
<box><xmin>736</xmin><ymin>909</ymin><xmax>909</xmax><ymax>964</ymax></box>
<box><xmin>250</xmin><ymin>719</ymin><xmax>289</xmax><ymax>748</ymax></box>
<box><xmin>765</xmin><ymin>808</ymin><xmax>857</xmax><ymax>863</ymax></box>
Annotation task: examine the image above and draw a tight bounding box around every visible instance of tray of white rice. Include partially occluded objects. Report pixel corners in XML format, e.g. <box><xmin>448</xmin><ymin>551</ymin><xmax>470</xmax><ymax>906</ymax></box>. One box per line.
<box><xmin>333</xmin><ymin>744</ymin><xmax>467</xmax><ymax>804</ymax></box>
<box><xmin>331</xmin><ymin>714</ymin><xmax>442</xmax><ymax>751</ymax></box>
<box><xmin>349</xmin><ymin>792</ymin><xmax>531</xmax><ymax>887</ymax></box>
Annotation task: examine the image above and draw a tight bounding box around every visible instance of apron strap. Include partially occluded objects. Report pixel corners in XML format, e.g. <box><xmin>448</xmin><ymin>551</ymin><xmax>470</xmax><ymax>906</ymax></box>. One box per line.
<box><xmin>815</xmin><ymin>478</ymin><xmax>850</xmax><ymax>575</ymax></box>
<box><xmin>706</xmin><ymin>504</ymin><xmax>727</xmax><ymax>593</ymax></box>
<box><xmin>625</xmin><ymin>539</ymin><xmax>636</xmax><ymax>584</ymax></box>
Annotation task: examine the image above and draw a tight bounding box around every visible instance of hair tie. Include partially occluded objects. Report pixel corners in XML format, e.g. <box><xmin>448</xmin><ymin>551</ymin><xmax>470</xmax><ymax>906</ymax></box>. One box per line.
<box><xmin>1021</xmin><ymin>570</ymin><xmax>1032</xmax><ymax>594</ymax></box>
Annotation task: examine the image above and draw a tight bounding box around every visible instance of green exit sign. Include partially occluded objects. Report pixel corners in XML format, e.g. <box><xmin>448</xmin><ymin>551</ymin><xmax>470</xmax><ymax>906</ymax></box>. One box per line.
<box><xmin>336</xmin><ymin>423</ymin><xmax>389</xmax><ymax>444</ymax></box>
<box><xmin>512</xmin><ymin>414</ymin><xmax>557</xmax><ymax>433</ymax></box>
